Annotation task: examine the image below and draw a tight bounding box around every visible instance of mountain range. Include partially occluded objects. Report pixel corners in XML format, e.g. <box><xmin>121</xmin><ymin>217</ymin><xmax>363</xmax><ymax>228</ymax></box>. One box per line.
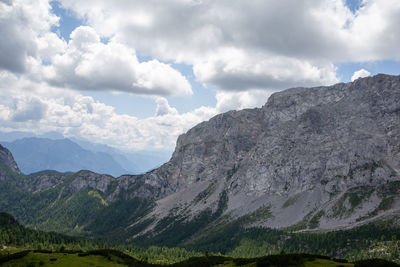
<box><xmin>0</xmin><ymin>136</ymin><xmax>172</xmax><ymax>176</ymax></box>
<box><xmin>0</xmin><ymin>74</ymin><xmax>399</xmax><ymax>251</ymax></box>
<box><xmin>1</xmin><ymin>137</ymin><xmax>130</xmax><ymax>177</ymax></box>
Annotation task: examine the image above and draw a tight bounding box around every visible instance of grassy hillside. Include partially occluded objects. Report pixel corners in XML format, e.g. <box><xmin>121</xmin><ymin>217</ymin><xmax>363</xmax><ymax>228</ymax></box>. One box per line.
<box><xmin>1</xmin><ymin>212</ymin><xmax>399</xmax><ymax>266</ymax></box>
<box><xmin>0</xmin><ymin>171</ymin><xmax>155</xmax><ymax>239</ymax></box>
<box><xmin>0</xmin><ymin>212</ymin><xmax>201</xmax><ymax>264</ymax></box>
<box><xmin>2</xmin><ymin>250</ymin><xmax>400</xmax><ymax>267</ymax></box>
<box><xmin>2</xmin><ymin>204</ymin><xmax>400</xmax><ymax>264</ymax></box>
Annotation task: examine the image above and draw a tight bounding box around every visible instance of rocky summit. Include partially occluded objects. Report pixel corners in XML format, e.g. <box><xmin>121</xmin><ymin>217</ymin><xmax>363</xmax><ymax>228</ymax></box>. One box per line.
<box><xmin>137</xmin><ymin>73</ymin><xmax>400</xmax><ymax>232</ymax></box>
<box><xmin>0</xmin><ymin>74</ymin><xmax>399</xmax><ymax>245</ymax></box>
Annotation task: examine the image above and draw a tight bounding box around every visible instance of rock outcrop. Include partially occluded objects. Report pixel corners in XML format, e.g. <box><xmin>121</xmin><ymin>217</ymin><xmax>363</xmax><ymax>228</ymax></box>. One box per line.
<box><xmin>0</xmin><ymin>144</ymin><xmax>21</xmax><ymax>179</ymax></box>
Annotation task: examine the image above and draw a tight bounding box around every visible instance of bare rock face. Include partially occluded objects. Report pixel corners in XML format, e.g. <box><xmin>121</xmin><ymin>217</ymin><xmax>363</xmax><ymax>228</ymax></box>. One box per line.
<box><xmin>236</xmin><ymin>74</ymin><xmax>400</xmax><ymax>196</ymax></box>
<box><xmin>134</xmin><ymin>74</ymin><xmax>400</xmax><ymax>233</ymax></box>
<box><xmin>68</xmin><ymin>170</ymin><xmax>114</xmax><ymax>194</ymax></box>
<box><xmin>19</xmin><ymin>172</ymin><xmax>65</xmax><ymax>192</ymax></box>
<box><xmin>0</xmin><ymin>144</ymin><xmax>21</xmax><ymax>179</ymax></box>
<box><xmin>149</xmin><ymin>74</ymin><xmax>399</xmax><ymax>194</ymax></box>
<box><xmin>151</xmin><ymin>108</ymin><xmax>264</xmax><ymax>193</ymax></box>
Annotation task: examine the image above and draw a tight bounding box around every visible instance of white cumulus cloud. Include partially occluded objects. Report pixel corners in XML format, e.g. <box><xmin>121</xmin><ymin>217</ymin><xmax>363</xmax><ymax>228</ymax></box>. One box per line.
<box><xmin>215</xmin><ymin>90</ymin><xmax>273</xmax><ymax>113</ymax></box>
<box><xmin>56</xmin><ymin>0</ymin><xmax>400</xmax><ymax>98</ymax></box>
<box><xmin>155</xmin><ymin>97</ymin><xmax>178</xmax><ymax>116</ymax></box>
<box><xmin>351</xmin><ymin>69</ymin><xmax>371</xmax><ymax>81</ymax></box>
<box><xmin>0</xmin><ymin>0</ymin><xmax>60</xmax><ymax>72</ymax></box>
<box><xmin>193</xmin><ymin>48</ymin><xmax>339</xmax><ymax>92</ymax></box>
<box><xmin>57</xmin><ymin>0</ymin><xmax>353</xmax><ymax>92</ymax></box>
<box><xmin>0</xmin><ymin>72</ymin><xmax>215</xmax><ymax>150</ymax></box>
<box><xmin>46</xmin><ymin>26</ymin><xmax>192</xmax><ymax>96</ymax></box>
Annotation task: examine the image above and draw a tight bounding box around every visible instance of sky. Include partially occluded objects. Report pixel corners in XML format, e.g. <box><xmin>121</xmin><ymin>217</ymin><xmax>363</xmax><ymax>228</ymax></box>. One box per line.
<box><xmin>0</xmin><ymin>0</ymin><xmax>399</xmax><ymax>152</ymax></box>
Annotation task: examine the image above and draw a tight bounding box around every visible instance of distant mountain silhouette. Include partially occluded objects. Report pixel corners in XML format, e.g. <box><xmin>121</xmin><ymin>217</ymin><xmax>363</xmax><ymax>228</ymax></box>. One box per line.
<box><xmin>1</xmin><ymin>137</ymin><xmax>130</xmax><ymax>176</ymax></box>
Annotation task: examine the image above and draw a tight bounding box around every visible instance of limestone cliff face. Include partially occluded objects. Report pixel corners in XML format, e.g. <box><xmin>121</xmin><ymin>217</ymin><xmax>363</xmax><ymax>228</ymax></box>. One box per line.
<box><xmin>236</xmin><ymin>74</ymin><xmax>400</xmax><ymax>196</ymax></box>
<box><xmin>145</xmin><ymin>75</ymin><xmax>399</xmax><ymax>198</ymax></box>
<box><xmin>148</xmin><ymin>76</ymin><xmax>396</xmax><ymax>190</ymax></box>
<box><xmin>0</xmin><ymin>144</ymin><xmax>21</xmax><ymax>179</ymax></box>
<box><xmin>152</xmin><ymin>108</ymin><xmax>264</xmax><ymax>192</ymax></box>
<box><xmin>137</xmin><ymin>74</ymin><xmax>400</xmax><ymax>232</ymax></box>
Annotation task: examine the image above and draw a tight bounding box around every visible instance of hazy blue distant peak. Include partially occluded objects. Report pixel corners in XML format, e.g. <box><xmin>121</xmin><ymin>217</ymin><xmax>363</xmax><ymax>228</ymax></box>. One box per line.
<box><xmin>37</xmin><ymin>131</ymin><xmax>65</xmax><ymax>140</ymax></box>
<box><xmin>1</xmin><ymin>137</ymin><xmax>129</xmax><ymax>177</ymax></box>
<box><xmin>0</xmin><ymin>131</ymin><xmax>36</xmax><ymax>142</ymax></box>
<box><xmin>0</xmin><ymin>132</ymin><xmax>172</xmax><ymax>175</ymax></box>
<box><xmin>0</xmin><ymin>131</ymin><xmax>65</xmax><ymax>142</ymax></box>
<box><xmin>71</xmin><ymin>137</ymin><xmax>172</xmax><ymax>173</ymax></box>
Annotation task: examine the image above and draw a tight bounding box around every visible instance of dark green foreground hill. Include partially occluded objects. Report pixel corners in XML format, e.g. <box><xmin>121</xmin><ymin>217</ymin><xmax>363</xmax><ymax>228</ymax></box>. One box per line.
<box><xmin>2</xmin><ymin>250</ymin><xmax>400</xmax><ymax>267</ymax></box>
<box><xmin>1</xmin><ymin>213</ymin><xmax>400</xmax><ymax>267</ymax></box>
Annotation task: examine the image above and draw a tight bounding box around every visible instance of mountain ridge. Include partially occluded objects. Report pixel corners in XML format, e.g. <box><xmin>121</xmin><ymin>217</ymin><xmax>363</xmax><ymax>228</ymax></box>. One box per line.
<box><xmin>0</xmin><ymin>144</ymin><xmax>21</xmax><ymax>179</ymax></box>
<box><xmin>0</xmin><ymin>135</ymin><xmax>172</xmax><ymax>176</ymax></box>
<box><xmin>132</xmin><ymin>73</ymin><xmax>400</xmax><ymax>233</ymax></box>
<box><xmin>0</xmin><ymin>74</ymin><xmax>399</xmax><ymax>247</ymax></box>
<box><xmin>1</xmin><ymin>137</ymin><xmax>132</xmax><ymax>177</ymax></box>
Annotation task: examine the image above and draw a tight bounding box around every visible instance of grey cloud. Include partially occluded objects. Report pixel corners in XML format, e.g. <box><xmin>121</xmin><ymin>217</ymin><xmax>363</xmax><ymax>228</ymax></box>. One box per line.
<box><xmin>216</xmin><ymin>1</ymin><xmax>347</xmax><ymax>59</ymax></box>
<box><xmin>155</xmin><ymin>98</ymin><xmax>177</xmax><ymax>116</ymax></box>
<box><xmin>0</xmin><ymin>0</ymin><xmax>12</xmax><ymax>5</ymax></box>
<box><xmin>61</xmin><ymin>0</ymin><xmax>350</xmax><ymax>92</ymax></box>
<box><xmin>12</xmin><ymin>98</ymin><xmax>48</xmax><ymax>122</ymax></box>
<box><xmin>201</xmin><ymin>66</ymin><xmax>337</xmax><ymax>92</ymax></box>
<box><xmin>0</xmin><ymin>11</ymin><xmax>36</xmax><ymax>73</ymax></box>
<box><xmin>0</xmin><ymin>0</ymin><xmax>59</xmax><ymax>74</ymax></box>
<box><xmin>208</xmin><ymin>74</ymin><xmax>311</xmax><ymax>92</ymax></box>
<box><xmin>101</xmin><ymin>0</ymin><xmax>349</xmax><ymax>61</ymax></box>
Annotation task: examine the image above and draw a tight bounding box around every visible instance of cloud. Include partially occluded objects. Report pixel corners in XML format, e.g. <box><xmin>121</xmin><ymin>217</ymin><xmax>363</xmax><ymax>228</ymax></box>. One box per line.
<box><xmin>0</xmin><ymin>0</ymin><xmax>12</xmax><ymax>5</ymax></box>
<box><xmin>0</xmin><ymin>72</ymin><xmax>215</xmax><ymax>150</ymax></box>
<box><xmin>56</xmin><ymin>0</ymin><xmax>348</xmax><ymax>92</ymax></box>
<box><xmin>347</xmin><ymin>0</ymin><xmax>400</xmax><ymax>61</ymax></box>
<box><xmin>0</xmin><ymin>104</ymin><xmax>11</xmax><ymax>121</ymax></box>
<box><xmin>215</xmin><ymin>90</ymin><xmax>274</xmax><ymax>113</ymax></box>
<box><xmin>46</xmin><ymin>26</ymin><xmax>192</xmax><ymax>96</ymax></box>
<box><xmin>11</xmin><ymin>97</ymin><xmax>48</xmax><ymax>122</ymax></box>
<box><xmin>351</xmin><ymin>68</ymin><xmax>371</xmax><ymax>81</ymax></box>
<box><xmin>61</xmin><ymin>0</ymin><xmax>350</xmax><ymax>60</ymax></box>
<box><xmin>37</xmin><ymin>32</ymin><xmax>67</xmax><ymax>60</ymax></box>
<box><xmin>193</xmin><ymin>48</ymin><xmax>339</xmax><ymax>92</ymax></box>
<box><xmin>0</xmin><ymin>0</ymin><xmax>59</xmax><ymax>72</ymax></box>
<box><xmin>58</xmin><ymin>0</ymin><xmax>400</xmax><ymax>93</ymax></box>
<box><xmin>155</xmin><ymin>97</ymin><xmax>178</xmax><ymax>116</ymax></box>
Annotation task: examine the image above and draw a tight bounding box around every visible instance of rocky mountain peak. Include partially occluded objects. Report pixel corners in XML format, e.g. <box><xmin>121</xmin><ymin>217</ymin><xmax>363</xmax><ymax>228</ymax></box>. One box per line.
<box><xmin>0</xmin><ymin>144</ymin><xmax>21</xmax><ymax>178</ymax></box>
<box><xmin>139</xmin><ymin>74</ymin><xmax>400</xmax><ymax>232</ymax></box>
<box><xmin>153</xmin><ymin>74</ymin><xmax>400</xmax><ymax>195</ymax></box>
